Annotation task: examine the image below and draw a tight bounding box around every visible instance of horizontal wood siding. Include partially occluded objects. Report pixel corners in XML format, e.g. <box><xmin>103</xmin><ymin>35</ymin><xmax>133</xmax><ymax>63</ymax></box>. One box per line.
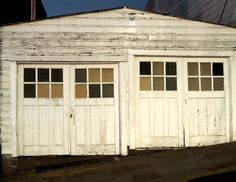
<box><xmin>0</xmin><ymin>8</ymin><xmax>236</xmax><ymax>154</ymax></box>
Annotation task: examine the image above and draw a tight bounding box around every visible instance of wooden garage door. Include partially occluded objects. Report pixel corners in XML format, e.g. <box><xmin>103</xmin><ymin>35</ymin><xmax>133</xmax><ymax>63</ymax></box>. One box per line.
<box><xmin>184</xmin><ymin>58</ymin><xmax>230</xmax><ymax>146</ymax></box>
<box><xmin>135</xmin><ymin>57</ymin><xmax>184</xmax><ymax>148</ymax></box>
<box><xmin>71</xmin><ymin>65</ymin><xmax>119</xmax><ymax>155</ymax></box>
<box><xmin>18</xmin><ymin>64</ymin><xmax>119</xmax><ymax>156</ymax></box>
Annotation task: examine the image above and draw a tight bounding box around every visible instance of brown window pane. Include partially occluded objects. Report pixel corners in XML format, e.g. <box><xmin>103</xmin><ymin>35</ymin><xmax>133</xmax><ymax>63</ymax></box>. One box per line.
<box><xmin>103</xmin><ymin>84</ymin><xmax>114</xmax><ymax>98</ymax></box>
<box><xmin>188</xmin><ymin>78</ymin><xmax>199</xmax><ymax>91</ymax></box>
<box><xmin>38</xmin><ymin>84</ymin><xmax>49</xmax><ymax>98</ymax></box>
<box><xmin>24</xmin><ymin>68</ymin><xmax>35</xmax><ymax>82</ymax></box>
<box><xmin>214</xmin><ymin>78</ymin><xmax>224</xmax><ymax>91</ymax></box>
<box><xmin>200</xmin><ymin>63</ymin><xmax>211</xmax><ymax>76</ymax></box>
<box><xmin>89</xmin><ymin>84</ymin><xmax>101</xmax><ymax>98</ymax></box>
<box><xmin>24</xmin><ymin>84</ymin><xmax>36</xmax><ymax>98</ymax></box>
<box><xmin>201</xmin><ymin>78</ymin><xmax>212</xmax><ymax>91</ymax></box>
<box><xmin>102</xmin><ymin>69</ymin><xmax>113</xmax><ymax>82</ymax></box>
<box><xmin>166</xmin><ymin>62</ymin><xmax>176</xmax><ymax>75</ymax></box>
<box><xmin>89</xmin><ymin>69</ymin><xmax>100</xmax><ymax>82</ymax></box>
<box><xmin>188</xmin><ymin>63</ymin><xmax>198</xmax><ymax>76</ymax></box>
<box><xmin>140</xmin><ymin>77</ymin><xmax>151</xmax><ymax>91</ymax></box>
<box><xmin>166</xmin><ymin>77</ymin><xmax>177</xmax><ymax>90</ymax></box>
<box><xmin>52</xmin><ymin>69</ymin><xmax>63</xmax><ymax>82</ymax></box>
<box><xmin>153</xmin><ymin>62</ymin><xmax>164</xmax><ymax>75</ymax></box>
<box><xmin>38</xmin><ymin>69</ymin><xmax>49</xmax><ymax>82</ymax></box>
<box><xmin>75</xmin><ymin>69</ymin><xmax>87</xmax><ymax>83</ymax></box>
<box><xmin>51</xmin><ymin>84</ymin><xmax>63</xmax><ymax>98</ymax></box>
<box><xmin>213</xmin><ymin>63</ymin><xmax>224</xmax><ymax>76</ymax></box>
<box><xmin>140</xmin><ymin>62</ymin><xmax>151</xmax><ymax>75</ymax></box>
<box><xmin>153</xmin><ymin>77</ymin><xmax>164</xmax><ymax>91</ymax></box>
<box><xmin>75</xmin><ymin>84</ymin><xmax>87</xmax><ymax>98</ymax></box>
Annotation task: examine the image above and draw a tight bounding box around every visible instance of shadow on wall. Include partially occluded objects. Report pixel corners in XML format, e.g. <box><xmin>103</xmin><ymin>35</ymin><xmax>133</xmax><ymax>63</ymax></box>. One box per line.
<box><xmin>0</xmin><ymin>29</ymin><xmax>2</xmax><ymax>173</ymax></box>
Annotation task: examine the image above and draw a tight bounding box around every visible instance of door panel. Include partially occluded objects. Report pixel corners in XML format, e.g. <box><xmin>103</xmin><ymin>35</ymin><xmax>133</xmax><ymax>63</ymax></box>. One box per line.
<box><xmin>18</xmin><ymin>65</ymin><xmax>69</xmax><ymax>156</ymax></box>
<box><xmin>71</xmin><ymin>65</ymin><xmax>119</xmax><ymax>155</ymax></box>
<box><xmin>135</xmin><ymin>57</ymin><xmax>183</xmax><ymax>148</ymax></box>
<box><xmin>184</xmin><ymin>58</ymin><xmax>229</xmax><ymax>146</ymax></box>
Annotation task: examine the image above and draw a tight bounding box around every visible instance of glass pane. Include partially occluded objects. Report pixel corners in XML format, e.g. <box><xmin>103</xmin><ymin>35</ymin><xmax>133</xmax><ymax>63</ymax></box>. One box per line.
<box><xmin>166</xmin><ymin>62</ymin><xmax>176</xmax><ymax>75</ymax></box>
<box><xmin>153</xmin><ymin>77</ymin><xmax>164</xmax><ymax>91</ymax></box>
<box><xmin>140</xmin><ymin>62</ymin><xmax>151</xmax><ymax>75</ymax></box>
<box><xmin>52</xmin><ymin>69</ymin><xmax>63</xmax><ymax>82</ymax></box>
<box><xmin>188</xmin><ymin>78</ymin><xmax>199</xmax><ymax>91</ymax></box>
<box><xmin>153</xmin><ymin>62</ymin><xmax>164</xmax><ymax>75</ymax></box>
<box><xmin>213</xmin><ymin>63</ymin><xmax>224</xmax><ymax>76</ymax></box>
<box><xmin>200</xmin><ymin>63</ymin><xmax>211</xmax><ymax>76</ymax></box>
<box><xmin>140</xmin><ymin>77</ymin><xmax>151</xmax><ymax>90</ymax></box>
<box><xmin>24</xmin><ymin>68</ymin><xmax>35</xmax><ymax>82</ymax></box>
<box><xmin>51</xmin><ymin>84</ymin><xmax>63</xmax><ymax>98</ymax></box>
<box><xmin>75</xmin><ymin>84</ymin><xmax>87</xmax><ymax>98</ymax></box>
<box><xmin>166</xmin><ymin>77</ymin><xmax>177</xmax><ymax>90</ymax></box>
<box><xmin>24</xmin><ymin>84</ymin><xmax>36</xmax><ymax>98</ymax></box>
<box><xmin>89</xmin><ymin>69</ymin><xmax>100</xmax><ymax>82</ymax></box>
<box><xmin>102</xmin><ymin>69</ymin><xmax>113</xmax><ymax>82</ymax></box>
<box><xmin>38</xmin><ymin>84</ymin><xmax>49</xmax><ymax>98</ymax></box>
<box><xmin>38</xmin><ymin>69</ymin><xmax>49</xmax><ymax>82</ymax></box>
<box><xmin>103</xmin><ymin>84</ymin><xmax>114</xmax><ymax>98</ymax></box>
<box><xmin>75</xmin><ymin>69</ymin><xmax>87</xmax><ymax>83</ymax></box>
<box><xmin>188</xmin><ymin>63</ymin><xmax>198</xmax><ymax>76</ymax></box>
<box><xmin>201</xmin><ymin>78</ymin><xmax>212</xmax><ymax>91</ymax></box>
<box><xmin>89</xmin><ymin>84</ymin><xmax>101</xmax><ymax>98</ymax></box>
<box><xmin>214</xmin><ymin>78</ymin><xmax>224</xmax><ymax>91</ymax></box>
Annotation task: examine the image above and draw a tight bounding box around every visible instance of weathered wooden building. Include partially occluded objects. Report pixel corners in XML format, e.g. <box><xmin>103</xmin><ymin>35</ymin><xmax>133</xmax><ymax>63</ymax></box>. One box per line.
<box><xmin>0</xmin><ymin>7</ymin><xmax>236</xmax><ymax>172</ymax></box>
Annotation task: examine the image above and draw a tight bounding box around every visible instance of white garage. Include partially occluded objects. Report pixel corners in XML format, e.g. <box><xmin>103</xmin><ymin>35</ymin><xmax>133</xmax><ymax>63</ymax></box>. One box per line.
<box><xmin>0</xmin><ymin>7</ymin><xmax>236</xmax><ymax>172</ymax></box>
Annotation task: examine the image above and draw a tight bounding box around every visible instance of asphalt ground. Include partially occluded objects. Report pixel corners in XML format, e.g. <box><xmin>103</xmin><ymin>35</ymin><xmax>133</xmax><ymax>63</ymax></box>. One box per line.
<box><xmin>1</xmin><ymin>143</ymin><xmax>236</xmax><ymax>182</ymax></box>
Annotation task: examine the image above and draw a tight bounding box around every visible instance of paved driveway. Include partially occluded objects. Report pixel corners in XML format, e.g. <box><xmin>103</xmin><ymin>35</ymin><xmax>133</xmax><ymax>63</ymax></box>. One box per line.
<box><xmin>1</xmin><ymin>143</ymin><xmax>236</xmax><ymax>182</ymax></box>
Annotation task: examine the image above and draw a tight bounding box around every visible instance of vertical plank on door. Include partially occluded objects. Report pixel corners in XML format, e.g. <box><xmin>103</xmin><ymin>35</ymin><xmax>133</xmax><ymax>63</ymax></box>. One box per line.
<box><xmin>215</xmin><ymin>99</ymin><xmax>225</xmax><ymax>135</ymax></box>
<box><xmin>150</xmin><ymin>97</ymin><xmax>155</xmax><ymax>136</ymax></box>
<box><xmin>24</xmin><ymin>106</ymin><xmax>34</xmax><ymax>145</ymax></box>
<box><xmin>164</xmin><ymin>98</ymin><xmax>169</xmax><ymax>137</ymax></box>
<box><xmin>207</xmin><ymin>99</ymin><xmax>215</xmax><ymax>135</ymax></box>
<box><xmin>90</xmin><ymin>105</ymin><xmax>100</xmax><ymax>144</ymax></box>
<box><xmin>198</xmin><ymin>98</ymin><xmax>207</xmax><ymax>136</ymax></box>
<box><xmin>49</xmin><ymin>104</ymin><xmax>54</xmax><ymax>146</ymax></box>
<box><xmin>106</xmin><ymin>105</ymin><xmax>115</xmax><ymax>144</ymax></box>
<box><xmin>55</xmin><ymin>106</ymin><xmax>64</xmax><ymax>145</ymax></box>
<box><xmin>140</xmin><ymin>98</ymin><xmax>150</xmax><ymax>136</ymax></box>
<box><xmin>100</xmin><ymin>106</ymin><xmax>106</xmax><ymax>145</ymax></box>
<box><xmin>85</xmin><ymin>105</ymin><xmax>91</xmax><ymax>145</ymax></box>
<box><xmin>154</xmin><ymin>98</ymin><xmax>164</xmax><ymax>136</ymax></box>
<box><xmin>75</xmin><ymin>106</ymin><xmax>86</xmax><ymax>145</ymax></box>
<box><xmin>39</xmin><ymin>106</ymin><xmax>49</xmax><ymax>145</ymax></box>
<box><xmin>168</xmin><ymin>98</ymin><xmax>178</xmax><ymax>136</ymax></box>
<box><xmin>33</xmin><ymin>105</ymin><xmax>39</xmax><ymax>145</ymax></box>
<box><xmin>189</xmin><ymin>99</ymin><xmax>199</xmax><ymax>137</ymax></box>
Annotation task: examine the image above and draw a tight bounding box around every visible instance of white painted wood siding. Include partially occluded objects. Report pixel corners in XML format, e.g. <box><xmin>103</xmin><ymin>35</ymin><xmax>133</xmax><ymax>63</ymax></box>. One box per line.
<box><xmin>0</xmin><ymin>7</ymin><xmax>236</xmax><ymax>154</ymax></box>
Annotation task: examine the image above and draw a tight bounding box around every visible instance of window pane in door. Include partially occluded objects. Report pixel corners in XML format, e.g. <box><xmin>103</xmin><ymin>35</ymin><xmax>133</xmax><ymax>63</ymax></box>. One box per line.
<box><xmin>52</xmin><ymin>69</ymin><xmax>63</xmax><ymax>82</ymax></box>
<box><xmin>166</xmin><ymin>62</ymin><xmax>176</xmax><ymax>75</ymax></box>
<box><xmin>103</xmin><ymin>84</ymin><xmax>114</xmax><ymax>97</ymax></box>
<box><xmin>140</xmin><ymin>62</ymin><xmax>151</xmax><ymax>75</ymax></box>
<box><xmin>102</xmin><ymin>69</ymin><xmax>113</xmax><ymax>82</ymax></box>
<box><xmin>153</xmin><ymin>77</ymin><xmax>164</xmax><ymax>90</ymax></box>
<box><xmin>38</xmin><ymin>84</ymin><xmax>49</xmax><ymax>98</ymax></box>
<box><xmin>153</xmin><ymin>62</ymin><xmax>164</xmax><ymax>75</ymax></box>
<box><xmin>201</xmin><ymin>78</ymin><xmax>212</xmax><ymax>91</ymax></box>
<box><xmin>89</xmin><ymin>69</ymin><xmax>100</xmax><ymax>82</ymax></box>
<box><xmin>140</xmin><ymin>77</ymin><xmax>151</xmax><ymax>90</ymax></box>
<box><xmin>200</xmin><ymin>63</ymin><xmax>211</xmax><ymax>76</ymax></box>
<box><xmin>75</xmin><ymin>69</ymin><xmax>87</xmax><ymax>83</ymax></box>
<box><xmin>89</xmin><ymin>84</ymin><xmax>101</xmax><ymax>98</ymax></box>
<box><xmin>24</xmin><ymin>84</ymin><xmax>36</xmax><ymax>98</ymax></box>
<box><xmin>24</xmin><ymin>68</ymin><xmax>35</xmax><ymax>82</ymax></box>
<box><xmin>166</xmin><ymin>77</ymin><xmax>177</xmax><ymax>90</ymax></box>
<box><xmin>75</xmin><ymin>84</ymin><xmax>87</xmax><ymax>98</ymax></box>
<box><xmin>51</xmin><ymin>84</ymin><xmax>63</xmax><ymax>98</ymax></box>
<box><xmin>38</xmin><ymin>69</ymin><xmax>49</xmax><ymax>82</ymax></box>
<box><xmin>188</xmin><ymin>63</ymin><xmax>198</xmax><ymax>76</ymax></box>
<box><xmin>213</xmin><ymin>63</ymin><xmax>224</xmax><ymax>76</ymax></box>
<box><xmin>214</xmin><ymin>78</ymin><xmax>224</xmax><ymax>91</ymax></box>
<box><xmin>188</xmin><ymin>78</ymin><xmax>199</xmax><ymax>91</ymax></box>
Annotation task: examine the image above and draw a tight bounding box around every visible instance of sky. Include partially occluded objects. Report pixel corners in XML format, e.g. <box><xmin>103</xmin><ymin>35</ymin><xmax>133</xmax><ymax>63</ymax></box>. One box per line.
<box><xmin>42</xmin><ymin>0</ymin><xmax>149</xmax><ymax>16</ymax></box>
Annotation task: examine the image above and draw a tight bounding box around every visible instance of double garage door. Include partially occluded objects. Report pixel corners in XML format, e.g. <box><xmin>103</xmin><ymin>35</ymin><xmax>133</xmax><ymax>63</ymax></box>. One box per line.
<box><xmin>18</xmin><ymin>64</ymin><xmax>119</xmax><ymax>156</ymax></box>
<box><xmin>135</xmin><ymin>57</ymin><xmax>229</xmax><ymax>148</ymax></box>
